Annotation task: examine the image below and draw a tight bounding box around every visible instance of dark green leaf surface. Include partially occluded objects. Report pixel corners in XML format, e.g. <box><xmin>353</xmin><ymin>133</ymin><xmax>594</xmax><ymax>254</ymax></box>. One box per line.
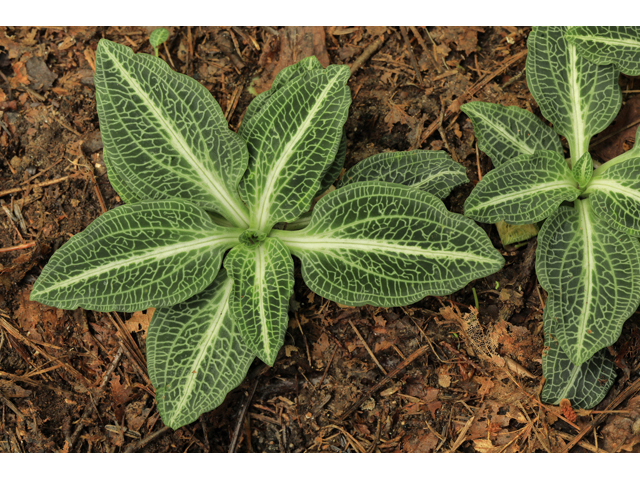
<box><xmin>239</xmin><ymin>56</ymin><xmax>325</xmax><ymax>135</ymax></box>
<box><xmin>225</xmin><ymin>238</ymin><xmax>294</xmax><ymax>365</ymax></box>
<box><xmin>148</xmin><ymin>270</ymin><xmax>254</xmax><ymax>429</ymax></box>
<box><xmin>464</xmin><ymin>150</ymin><xmax>579</xmax><ymax>224</ymax></box>
<box><xmin>30</xmin><ymin>200</ymin><xmax>240</xmax><ymax>312</ymax></box>
<box><xmin>338</xmin><ymin>150</ymin><xmax>468</xmax><ymax>199</ymax></box>
<box><xmin>537</xmin><ymin>202</ymin><xmax>640</xmax><ymax>365</ymax></box>
<box><xmin>461</xmin><ymin>102</ymin><xmax>563</xmax><ymax>167</ymax></box>
<box><xmin>527</xmin><ymin>27</ymin><xmax>621</xmax><ymax>164</ymax></box>
<box><xmin>317</xmin><ymin>130</ymin><xmax>347</xmax><ymax>196</ymax></box>
<box><xmin>95</xmin><ymin>39</ymin><xmax>250</xmax><ymax>227</ymax></box>
<box><xmin>239</xmin><ymin>65</ymin><xmax>351</xmax><ymax>233</ymax></box>
<box><xmin>566</xmin><ymin>26</ymin><xmax>640</xmax><ymax>76</ymax></box>
<box><xmin>273</xmin><ymin>182</ymin><xmax>504</xmax><ymax>307</ymax></box>
<box><xmin>586</xmin><ymin>155</ymin><xmax>640</xmax><ymax>236</ymax></box>
<box><xmin>541</xmin><ymin>298</ymin><xmax>616</xmax><ymax>409</ymax></box>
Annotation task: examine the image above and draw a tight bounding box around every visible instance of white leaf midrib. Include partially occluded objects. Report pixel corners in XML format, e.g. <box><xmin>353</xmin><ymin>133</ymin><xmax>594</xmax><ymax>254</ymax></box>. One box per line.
<box><xmin>38</xmin><ymin>233</ymin><xmax>236</xmax><ymax>294</ymax></box>
<box><xmin>467</xmin><ymin>180</ymin><xmax>577</xmax><ymax>212</ymax></box>
<box><xmin>169</xmin><ymin>279</ymin><xmax>233</xmax><ymax>425</ymax></box>
<box><xmin>575</xmin><ymin>200</ymin><xmax>595</xmax><ymax>360</ymax></box>
<box><xmin>102</xmin><ymin>47</ymin><xmax>249</xmax><ymax>227</ymax></box>
<box><xmin>253</xmin><ymin>73</ymin><xmax>344</xmax><ymax>231</ymax></box>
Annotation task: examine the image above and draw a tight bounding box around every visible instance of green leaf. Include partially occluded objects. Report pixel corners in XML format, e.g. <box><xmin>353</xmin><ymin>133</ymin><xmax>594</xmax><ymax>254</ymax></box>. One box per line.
<box><xmin>572</xmin><ymin>151</ymin><xmax>593</xmax><ymax>189</ymax></box>
<box><xmin>272</xmin><ymin>182</ymin><xmax>504</xmax><ymax>307</ymax></box>
<box><xmin>148</xmin><ymin>270</ymin><xmax>255</xmax><ymax>429</ymax></box>
<box><xmin>317</xmin><ymin>130</ymin><xmax>347</xmax><ymax>196</ymax></box>
<box><xmin>464</xmin><ymin>150</ymin><xmax>579</xmax><ymax>225</ymax></box>
<box><xmin>537</xmin><ymin>201</ymin><xmax>640</xmax><ymax>365</ymax></box>
<box><xmin>461</xmin><ymin>102</ymin><xmax>563</xmax><ymax>167</ymax></box>
<box><xmin>338</xmin><ymin>150</ymin><xmax>468</xmax><ymax>199</ymax></box>
<box><xmin>95</xmin><ymin>39</ymin><xmax>250</xmax><ymax>228</ymax></box>
<box><xmin>224</xmin><ymin>237</ymin><xmax>294</xmax><ymax>365</ymax></box>
<box><xmin>102</xmin><ymin>149</ymin><xmax>137</xmax><ymax>204</ymax></box>
<box><xmin>238</xmin><ymin>64</ymin><xmax>351</xmax><ymax>233</ymax></box>
<box><xmin>527</xmin><ymin>26</ymin><xmax>621</xmax><ymax>164</ymax></box>
<box><xmin>541</xmin><ymin>297</ymin><xmax>616</xmax><ymax>409</ymax></box>
<box><xmin>240</xmin><ymin>56</ymin><xmax>325</xmax><ymax>137</ymax></box>
<box><xmin>149</xmin><ymin>28</ymin><xmax>169</xmax><ymax>49</ymax></box>
<box><xmin>566</xmin><ymin>26</ymin><xmax>640</xmax><ymax>76</ymax></box>
<box><xmin>586</xmin><ymin>155</ymin><xmax>640</xmax><ymax>236</ymax></box>
<box><xmin>30</xmin><ymin>200</ymin><xmax>241</xmax><ymax>312</ymax></box>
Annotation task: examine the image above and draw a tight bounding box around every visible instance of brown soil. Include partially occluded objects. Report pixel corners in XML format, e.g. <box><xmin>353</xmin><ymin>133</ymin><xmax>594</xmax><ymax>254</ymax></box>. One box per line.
<box><xmin>1</xmin><ymin>26</ymin><xmax>640</xmax><ymax>453</ymax></box>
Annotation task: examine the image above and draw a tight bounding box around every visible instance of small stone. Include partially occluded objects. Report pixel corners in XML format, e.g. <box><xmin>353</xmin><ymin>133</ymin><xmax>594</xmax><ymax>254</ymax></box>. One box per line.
<box><xmin>25</xmin><ymin>57</ymin><xmax>58</xmax><ymax>91</ymax></box>
<box><xmin>82</xmin><ymin>130</ymin><xmax>103</xmax><ymax>154</ymax></box>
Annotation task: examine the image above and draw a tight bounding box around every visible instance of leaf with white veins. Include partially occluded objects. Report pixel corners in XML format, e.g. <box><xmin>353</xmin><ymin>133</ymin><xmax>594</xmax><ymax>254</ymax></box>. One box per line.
<box><xmin>239</xmin><ymin>65</ymin><xmax>351</xmax><ymax>233</ymax></box>
<box><xmin>527</xmin><ymin>27</ymin><xmax>621</xmax><ymax>164</ymax></box>
<box><xmin>566</xmin><ymin>26</ymin><xmax>640</xmax><ymax>76</ymax></box>
<box><xmin>464</xmin><ymin>150</ymin><xmax>579</xmax><ymax>225</ymax></box>
<box><xmin>225</xmin><ymin>237</ymin><xmax>294</xmax><ymax>365</ymax></box>
<box><xmin>586</xmin><ymin>155</ymin><xmax>640</xmax><ymax>236</ymax></box>
<box><xmin>573</xmin><ymin>151</ymin><xmax>593</xmax><ymax>189</ymax></box>
<box><xmin>541</xmin><ymin>296</ymin><xmax>616</xmax><ymax>409</ymax></box>
<box><xmin>30</xmin><ymin>200</ymin><xmax>241</xmax><ymax>312</ymax></box>
<box><xmin>95</xmin><ymin>39</ymin><xmax>250</xmax><ymax>227</ymax></box>
<box><xmin>148</xmin><ymin>270</ymin><xmax>254</xmax><ymax>429</ymax></box>
<box><xmin>461</xmin><ymin>102</ymin><xmax>563</xmax><ymax>167</ymax></box>
<box><xmin>537</xmin><ymin>201</ymin><xmax>640</xmax><ymax>365</ymax></box>
<box><xmin>338</xmin><ymin>150</ymin><xmax>468</xmax><ymax>199</ymax></box>
<box><xmin>272</xmin><ymin>182</ymin><xmax>504</xmax><ymax>307</ymax></box>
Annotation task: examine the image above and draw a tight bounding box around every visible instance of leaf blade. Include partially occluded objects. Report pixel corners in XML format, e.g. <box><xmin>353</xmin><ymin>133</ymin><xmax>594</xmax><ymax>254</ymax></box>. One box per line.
<box><xmin>527</xmin><ymin>26</ymin><xmax>621</xmax><ymax>163</ymax></box>
<box><xmin>148</xmin><ymin>270</ymin><xmax>255</xmax><ymax>429</ymax></box>
<box><xmin>239</xmin><ymin>64</ymin><xmax>352</xmax><ymax>232</ymax></box>
<box><xmin>461</xmin><ymin>101</ymin><xmax>563</xmax><ymax>167</ymax></box>
<box><xmin>95</xmin><ymin>39</ymin><xmax>250</xmax><ymax>227</ymax></box>
<box><xmin>272</xmin><ymin>182</ymin><xmax>504</xmax><ymax>307</ymax></box>
<box><xmin>338</xmin><ymin>150</ymin><xmax>468</xmax><ymax>199</ymax></box>
<box><xmin>30</xmin><ymin>200</ymin><xmax>240</xmax><ymax>312</ymax></box>
<box><xmin>464</xmin><ymin>150</ymin><xmax>579</xmax><ymax>225</ymax></box>
<box><xmin>586</xmin><ymin>155</ymin><xmax>640</xmax><ymax>236</ymax></box>
<box><xmin>541</xmin><ymin>297</ymin><xmax>616</xmax><ymax>409</ymax></box>
<box><xmin>566</xmin><ymin>26</ymin><xmax>640</xmax><ymax>76</ymax></box>
<box><xmin>537</xmin><ymin>201</ymin><xmax>640</xmax><ymax>365</ymax></box>
<box><xmin>225</xmin><ymin>238</ymin><xmax>294</xmax><ymax>365</ymax></box>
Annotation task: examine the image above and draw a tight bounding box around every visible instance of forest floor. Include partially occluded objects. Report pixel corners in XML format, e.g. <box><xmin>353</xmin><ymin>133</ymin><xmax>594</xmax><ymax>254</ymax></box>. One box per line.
<box><xmin>2</xmin><ymin>26</ymin><xmax>640</xmax><ymax>453</ymax></box>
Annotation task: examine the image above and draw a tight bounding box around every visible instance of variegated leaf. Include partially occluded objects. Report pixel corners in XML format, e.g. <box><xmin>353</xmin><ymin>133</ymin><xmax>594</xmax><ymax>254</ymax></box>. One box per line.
<box><xmin>541</xmin><ymin>297</ymin><xmax>616</xmax><ymax>409</ymax></box>
<box><xmin>272</xmin><ymin>182</ymin><xmax>504</xmax><ymax>307</ymax></box>
<box><xmin>586</xmin><ymin>154</ymin><xmax>640</xmax><ymax>236</ymax></box>
<box><xmin>148</xmin><ymin>270</ymin><xmax>254</xmax><ymax>429</ymax></box>
<box><xmin>572</xmin><ymin>151</ymin><xmax>593</xmax><ymax>189</ymax></box>
<box><xmin>338</xmin><ymin>150</ymin><xmax>468</xmax><ymax>199</ymax></box>
<box><xmin>224</xmin><ymin>237</ymin><xmax>294</xmax><ymax>365</ymax></box>
<box><xmin>461</xmin><ymin>101</ymin><xmax>563</xmax><ymax>167</ymax></box>
<box><xmin>527</xmin><ymin>27</ymin><xmax>621</xmax><ymax>164</ymax></box>
<box><xmin>30</xmin><ymin>200</ymin><xmax>241</xmax><ymax>312</ymax></box>
<box><xmin>566</xmin><ymin>26</ymin><xmax>640</xmax><ymax>76</ymax></box>
<box><xmin>95</xmin><ymin>39</ymin><xmax>250</xmax><ymax>227</ymax></box>
<box><xmin>537</xmin><ymin>201</ymin><xmax>640</xmax><ymax>365</ymax></box>
<box><xmin>239</xmin><ymin>65</ymin><xmax>351</xmax><ymax>233</ymax></box>
<box><xmin>464</xmin><ymin>150</ymin><xmax>579</xmax><ymax>224</ymax></box>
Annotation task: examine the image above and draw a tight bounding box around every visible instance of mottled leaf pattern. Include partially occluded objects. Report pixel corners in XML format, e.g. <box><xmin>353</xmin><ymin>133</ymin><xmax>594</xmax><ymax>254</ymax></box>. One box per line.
<box><xmin>317</xmin><ymin>130</ymin><xmax>347</xmax><ymax>196</ymax></box>
<box><xmin>573</xmin><ymin>151</ymin><xmax>593</xmax><ymax>189</ymax></box>
<box><xmin>102</xmin><ymin>150</ymin><xmax>138</xmax><ymax>204</ymax></box>
<box><xmin>586</xmin><ymin>155</ymin><xmax>640</xmax><ymax>236</ymax></box>
<box><xmin>537</xmin><ymin>202</ymin><xmax>640</xmax><ymax>365</ymax></box>
<box><xmin>225</xmin><ymin>238</ymin><xmax>294</xmax><ymax>365</ymax></box>
<box><xmin>541</xmin><ymin>299</ymin><xmax>616</xmax><ymax>409</ymax></box>
<box><xmin>338</xmin><ymin>150</ymin><xmax>468</xmax><ymax>199</ymax></box>
<box><xmin>527</xmin><ymin>27</ymin><xmax>621</xmax><ymax>163</ymax></box>
<box><xmin>566</xmin><ymin>26</ymin><xmax>640</xmax><ymax>76</ymax></box>
<box><xmin>239</xmin><ymin>65</ymin><xmax>351</xmax><ymax>232</ymax></box>
<box><xmin>461</xmin><ymin>102</ymin><xmax>563</xmax><ymax>167</ymax></box>
<box><xmin>148</xmin><ymin>270</ymin><xmax>254</xmax><ymax>429</ymax></box>
<box><xmin>464</xmin><ymin>150</ymin><xmax>579</xmax><ymax>224</ymax></box>
<box><xmin>95</xmin><ymin>40</ymin><xmax>250</xmax><ymax>227</ymax></box>
<box><xmin>30</xmin><ymin>200</ymin><xmax>240</xmax><ymax>312</ymax></box>
<box><xmin>273</xmin><ymin>182</ymin><xmax>504</xmax><ymax>307</ymax></box>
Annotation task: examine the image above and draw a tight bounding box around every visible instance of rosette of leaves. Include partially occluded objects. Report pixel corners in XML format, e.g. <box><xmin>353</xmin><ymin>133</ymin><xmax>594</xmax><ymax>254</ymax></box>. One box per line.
<box><xmin>462</xmin><ymin>26</ymin><xmax>640</xmax><ymax>409</ymax></box>
<box><xmin>30</xmin><ymin>39</ymin><xmax>504</xmax><ymax>429</ymax></box>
